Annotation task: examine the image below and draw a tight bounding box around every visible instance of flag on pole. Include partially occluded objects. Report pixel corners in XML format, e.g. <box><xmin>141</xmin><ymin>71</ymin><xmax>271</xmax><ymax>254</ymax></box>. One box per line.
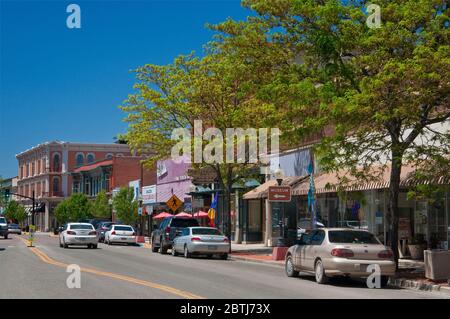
<box><xmin>307</xmin><ymin>162</ymin><xmax>316</xmax><ymax>229</ymax></box>
<box><xmin>208</xmin><ymin>192</ymin><xmax>218</xmax><ymax>227</ymax></box>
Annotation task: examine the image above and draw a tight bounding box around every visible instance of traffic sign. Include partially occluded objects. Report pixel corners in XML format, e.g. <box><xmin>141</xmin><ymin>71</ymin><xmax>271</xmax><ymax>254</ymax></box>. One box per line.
<box><xmin>268</xmin><ymin>186</ymin><xmax>291</xmax><ymax>202</ymax></box>
<box><xmin>166</xmin><ymin>194</ymin><xmax>183</xmax><ymax>212</ymax></box>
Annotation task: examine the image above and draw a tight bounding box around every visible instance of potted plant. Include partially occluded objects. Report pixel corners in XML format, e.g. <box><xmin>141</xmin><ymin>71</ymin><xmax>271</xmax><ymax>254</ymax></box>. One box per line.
<box><xmin>408</xmin><ymin>233</ymin><xmax>427</xmax><ymax>260</ymax></box>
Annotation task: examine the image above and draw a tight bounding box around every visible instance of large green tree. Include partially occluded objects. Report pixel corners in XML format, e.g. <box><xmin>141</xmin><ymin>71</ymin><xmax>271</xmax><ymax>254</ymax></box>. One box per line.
<box><xmin>112</xmin><ymin>187</ymin><xmax>138</xmax><ymax>225</ymax></box>
<box><xmin>120</xmin><ymin>28</ymin><xmax>286</xmax><ymax>237</ymax></box>
<box><xmin>226</xmin><ymin>0</ymin><xmax>449</xmax><ymax>266</ymax></box>
<box><xmin>92</xmin><ymin>190</ymin><xmax>111</xmax><ymax>218</ymax></box>
<box><xmin>54</xmin><ymin>193</ymin><xmax>93</xmax><ymax>223</ymax></box>
<box><xmin>4</xmin><ymin>201</ymin><xmax>27</xmax><ymax>223</ymax></box>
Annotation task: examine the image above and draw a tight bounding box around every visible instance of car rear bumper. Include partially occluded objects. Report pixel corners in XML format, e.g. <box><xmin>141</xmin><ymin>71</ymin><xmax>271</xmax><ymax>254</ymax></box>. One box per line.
<box><xmin>65</xmin><ymin>235</ymin><xmax>98</xmax><ymax>245</ymax></box>
<box><xmin>188</xmin><ymin>242</ymin><xmax>230</xmax><ymax>254</ymax></box>
<box><xmin>8</xmin><ymin>230</ymin><xmax>21</xmax><ymax>234</ymax></box>
<box><xmin>323</xmin><ymin>257</ymin><xmax>396</xmax><ymax>277</ymax></box>
<box><xmin>109</xmin><ymin>235</ymin><xmax>136</xmax><ymax>243</ymax></box>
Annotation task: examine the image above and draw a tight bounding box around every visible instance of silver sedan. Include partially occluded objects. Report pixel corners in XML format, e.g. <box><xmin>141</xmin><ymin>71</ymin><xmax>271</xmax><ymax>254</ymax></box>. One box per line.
<box><xmin>285</xmin><ymin>228</ymin><xmax>396</xmax><ymax>287</ymax></box>
<box><xmin>59</xmin><ymin>223</ymin><xmax>98</xmax><ymax>249</ymax></box>
<box><xmin>171</xmin><ymin>227</ymin><xmax>230</xmax><ymax>259</ymax></box>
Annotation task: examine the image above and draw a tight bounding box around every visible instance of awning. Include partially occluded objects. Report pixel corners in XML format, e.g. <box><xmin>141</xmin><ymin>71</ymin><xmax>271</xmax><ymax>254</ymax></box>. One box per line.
<box><xmin>292</xmin><ymin>164</ymin><xmax>446</xmax><ymax>195</ymax></box>
<box><xmin>243</xmin><ymin>176</ymin><xmax>307</xmax><ymax>200</ymax></box>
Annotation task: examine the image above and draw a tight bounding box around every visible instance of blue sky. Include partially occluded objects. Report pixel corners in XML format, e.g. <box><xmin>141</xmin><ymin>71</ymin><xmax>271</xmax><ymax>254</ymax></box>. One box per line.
<box><xmin>0</xmin><ymin>0</ymin><xmax>250</xmax><ymax>177</ymax></box>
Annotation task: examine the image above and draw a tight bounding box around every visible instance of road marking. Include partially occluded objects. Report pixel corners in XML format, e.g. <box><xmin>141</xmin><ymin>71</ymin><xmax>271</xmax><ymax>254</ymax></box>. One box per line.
<box><xmin>18</xmin><ymin>237</ymin><xmax>203</xmax><ymax>299</ymax></box>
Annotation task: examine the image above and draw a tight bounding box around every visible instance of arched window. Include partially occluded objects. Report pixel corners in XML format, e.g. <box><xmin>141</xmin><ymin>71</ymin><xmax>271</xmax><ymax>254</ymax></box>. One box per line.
<box><xmin>105</xmin><ymin>153</ymin><xmax>113</xmax><ymax>160</ymax></box>
<box><xmin>87</xmin><ymin>153</ymin><xmax>95</xmax><ymax>164</ymax></box>
<box><xmin>76</xmin><ymin>153</ymin><xmax>84</xmax><ymax>166</ymax></box>
<box><xmin>53</xmin><ymin>154</ymin><xmax>60</xmax><ymax>172</ymax></box>
<box><xmin>52</xmin><ymin>177</ymin><xmax>60</xmax><ymax>193</ymax></box>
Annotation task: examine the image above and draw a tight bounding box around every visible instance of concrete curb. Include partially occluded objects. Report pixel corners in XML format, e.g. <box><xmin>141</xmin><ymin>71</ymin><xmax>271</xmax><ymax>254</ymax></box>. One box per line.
<box><xmin>230</xmin><ymin>255</ymin><xmax>284</xmax><ymax>267</ymax></box>
<box><xmin>390</xmin><ymin>278</ymin><xmax>450</xmax><ymax>296</ymax></box>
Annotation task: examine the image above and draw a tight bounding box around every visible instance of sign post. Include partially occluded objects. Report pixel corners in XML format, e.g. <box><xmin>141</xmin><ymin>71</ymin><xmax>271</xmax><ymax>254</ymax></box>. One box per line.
<box><xmin>28</xmin><ymin>224</ymin><xmax>35</xmax><ymax>247</ymax></box>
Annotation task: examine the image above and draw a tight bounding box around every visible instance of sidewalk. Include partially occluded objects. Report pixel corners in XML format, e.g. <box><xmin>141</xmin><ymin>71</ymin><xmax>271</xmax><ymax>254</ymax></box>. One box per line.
<box><xmin>229</xmin><ymin>247</ymin><xmax>450</xmax><ymax>296</ymax></box>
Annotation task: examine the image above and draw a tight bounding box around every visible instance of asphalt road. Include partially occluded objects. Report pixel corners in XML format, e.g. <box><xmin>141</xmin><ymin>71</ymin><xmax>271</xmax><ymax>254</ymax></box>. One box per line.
<box><xmin>0</xmin><ymin>234</ymin><xmax>448</xmax><ymax>299</ymax></box>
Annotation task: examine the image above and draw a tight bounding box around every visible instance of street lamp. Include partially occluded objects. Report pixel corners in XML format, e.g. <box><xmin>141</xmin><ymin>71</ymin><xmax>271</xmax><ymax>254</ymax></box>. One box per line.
<box><xmin>274</xmin><ymin>167</ymin><xmax>287</xmax><ymax>247</ymax></box>
<box><xmin>274</xmin><ymin>167</ymin><xmax>284</xmax><ymax>186</ymax></box>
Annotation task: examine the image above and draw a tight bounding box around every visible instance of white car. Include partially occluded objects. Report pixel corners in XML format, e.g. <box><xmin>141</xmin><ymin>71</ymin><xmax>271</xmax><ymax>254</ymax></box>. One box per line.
<box><xmin>59</xmin><ymin>223</ymin><xmax>98</xmax><ymax>249</ymax></box>
<box><xmin>104</xmin><ymin>224</ymin><xmax>136</xmax><ymax>245</ymax></box>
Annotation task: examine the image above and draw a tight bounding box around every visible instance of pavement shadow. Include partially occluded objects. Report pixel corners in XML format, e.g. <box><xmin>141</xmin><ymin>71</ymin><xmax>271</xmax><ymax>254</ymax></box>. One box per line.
<box><xmin>296</xmin><ymin>273</ymin><xmax>402</xmax><ymax>290</ymax></box>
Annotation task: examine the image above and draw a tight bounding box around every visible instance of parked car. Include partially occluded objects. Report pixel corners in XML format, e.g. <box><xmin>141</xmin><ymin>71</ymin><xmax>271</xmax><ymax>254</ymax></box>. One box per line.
<box><xmin>104</xmin><ymin>224</ymin><xmax>136</xmax><ymax>245</ymax></box>
<box><xmin>96</xmin><ymin>222</ymin><xmax>116</xmax><ymax>242</ymax></box>
<box><xmin>172</xmin><ymin>227</ymin><xmax>230</xmax><ymax>259</ymax></box>
<box><xmin>8</xmin><ymin>223</ymin><xmax>21</xmax><ymax>235</ymax></box>
<box><xmin>337</xmin><ymin>220</ymin><xmax>369</xmax><ymax>230</ymax></box>
<box><xmin>297</xmin><ymin>218</ymin><xmax>325</xmax><ymax>237</ymax></box>
<box><xmin>59</xmin><ymin>223</ymin><xmax>98</xmax><ymax>249</ymax></box>
<box><xmin>79</xmin><ymin>218</ymin><xmax>111</xmax><ymax>230</ymax></box>
<box><xmin>0</xmin><ymin>217</ymin><xmax>8</xmax><ymax>239</ymax></box>
<box><xmin>285</xmin><ymin>228</ymin><xmax>395</xmax><ymax>287</ymax></box>
<box><xmin>151</xmin><ymin>217</ymin><xmax>199</xmax><ymax>254</ymax></box>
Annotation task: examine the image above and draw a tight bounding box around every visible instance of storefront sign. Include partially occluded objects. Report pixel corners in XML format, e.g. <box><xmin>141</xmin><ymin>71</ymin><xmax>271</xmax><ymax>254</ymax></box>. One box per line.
<box><xmin>188</xmin><ymin>167</ymin><xmax>217</xmax><ymax>184</ymax></box>
<box><xmin>268</xmin><ymin>186</ymin><xmax>291</xmax><ymax>202</ymax></box>
<box><xmin>142</xmin><ymin>185</ymin><xmax>156</xmax><ymax>204</ymax></box>
<box><xmin>398</xmin><ymin>218</ymin><xmax>411</xmax><ymax>238</ymax></box>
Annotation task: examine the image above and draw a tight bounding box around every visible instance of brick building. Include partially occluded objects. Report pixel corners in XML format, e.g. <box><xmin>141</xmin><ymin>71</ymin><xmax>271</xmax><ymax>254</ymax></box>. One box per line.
<box><xmin>16</xmin><ymin>141</ymin><xmax>131</xmax><ymax>231</ymax></box>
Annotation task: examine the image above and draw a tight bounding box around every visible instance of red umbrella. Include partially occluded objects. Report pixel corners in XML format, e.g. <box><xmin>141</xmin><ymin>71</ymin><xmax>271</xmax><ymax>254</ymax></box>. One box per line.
<box><xmin>193</xmin><ymin>211</ymin><xmax>209</xmax><ymax>218</ymax></box>
<box><xmin>153</xmin><ymin>212</ymin><xmax>173</xmax><ymax>219</ymax></box>
<box><xmin>175</xmin><ymin>212</ymin><xmax>192</xmax><ymax>217</ymax></box>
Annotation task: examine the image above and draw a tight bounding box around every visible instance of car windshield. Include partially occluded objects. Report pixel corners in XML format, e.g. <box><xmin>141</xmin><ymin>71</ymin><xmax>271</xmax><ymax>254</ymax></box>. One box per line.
<box><xmin>114</xmin><ymin>226</ymin><xmax>133</xmax><ymax>231</ymax></box>
<box><xmin>70</xmin><ymin>224</ymin><xmax>94</xmax><ymax>230</ymax></box>
<box><xmin>192</xmin><ymin>228</ymin><xmax>222</xmax><ymax>235</ymax></box>
<box><xmin>0</xmin><ymin>217</ymin><xmax>6</xmax><ymax>224</ymax></box>
<box><xmin>171</xmin><ymin>218</ymin><xmax>199</xmax><ymax>228</ymax></box>
<box><xmin>328</xmin><ymin>231</ymin><xmax>380</xmax><ymax>244</ymax></box>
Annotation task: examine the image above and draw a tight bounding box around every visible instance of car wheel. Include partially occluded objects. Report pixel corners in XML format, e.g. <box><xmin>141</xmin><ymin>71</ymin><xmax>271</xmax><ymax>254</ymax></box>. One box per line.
<box><xmin>184</xmin><ymin>245</ymin><xmax>191</xmax><ymax>258</ymax></box>
<box><xmin>93</xmin><ymin>244</ymin><xmax>98</xmax><ymax>249</ymax></box>
<box><xmin>172</xmin><ymin>247</ymin><xmax>178</xmax><ymax>256</ymax></box>
<box><xmin>63</xmin><ymin>238</ymin><xmax>68</xmax><ymax>249</ymax></box>
<box><xmin>59</xmin><ymin>240</ymin><xmax>63</xmax><ymax>248</ymax></box>
<box><xmin>314</xmin><ymin>259</ymin><xmax>328</xmax><ymax>284</ymax></box>
<box><xmin>220</xmin><ymin>253</ymin><xmax>228</xmax><ymax>260</ymax></box>
<box><xmin>206</xmin><ymin>254</ymin><xmax>213</xmax><ymax>259</ymax></box>
<box><xmin>285</xmin><ymin>255</ymin><xmax>299</xmax><ymax>277</ymax></box>
<box><xmin>87</xmin><ymin>244</ymin><xmax>92</xmax><ymax>249</ymax></box>
<box><xmin>4</xmin><ymin>234</ymin><xmax>8</xmax><ymax>239</ymax></box>
<box><xmin>151</xmin><ymin>237</ymin><xmax>158</xmax><ymax>253</ymax></box>
<box><xmin>380</xmin><ymin>276</ymin><xmax>389</xmax><ymax>288</ymax></box>
<box><xmin>160</xmin><ymin>238</ymin><xmax>168</xmax><ymax>254</ymax></box>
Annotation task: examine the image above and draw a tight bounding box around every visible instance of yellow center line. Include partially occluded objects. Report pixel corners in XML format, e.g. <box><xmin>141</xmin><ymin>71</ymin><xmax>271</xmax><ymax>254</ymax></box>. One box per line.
<box><xmin>18</xmin><ymin>236</ymin><xmax>204</xmax><ymax>299</ymax></box>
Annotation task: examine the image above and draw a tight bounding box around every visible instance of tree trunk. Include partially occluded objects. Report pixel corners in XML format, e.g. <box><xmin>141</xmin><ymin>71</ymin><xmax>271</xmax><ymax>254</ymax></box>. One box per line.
<box><xmin>388</xmin><ymin>150</ymin><xmax>403</xmax><ymax>270</ymax></box>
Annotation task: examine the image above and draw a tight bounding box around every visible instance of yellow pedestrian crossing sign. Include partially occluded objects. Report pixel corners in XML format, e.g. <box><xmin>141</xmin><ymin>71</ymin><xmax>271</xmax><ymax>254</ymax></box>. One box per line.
<box><xmin>166</xmin><ymin>194</ymin><xmax>183</xmax><ymax>212</ymax></box>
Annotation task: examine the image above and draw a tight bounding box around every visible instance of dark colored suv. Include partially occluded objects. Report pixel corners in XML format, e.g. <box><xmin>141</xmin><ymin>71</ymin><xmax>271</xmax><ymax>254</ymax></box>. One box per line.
<box><xmin>151</xmin><ymin>217</ymin><xmax>199</xmax><ymax>254</ymax></box>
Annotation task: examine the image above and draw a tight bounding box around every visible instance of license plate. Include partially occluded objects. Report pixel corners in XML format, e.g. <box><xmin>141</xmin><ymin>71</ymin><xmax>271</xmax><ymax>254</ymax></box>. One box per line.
<box><xmin>208</xmin><ymin>245</ymin><xmax>217</xmax><ymax>250</ymax></box>
<box><xmin>77</xmin><ymin>237</ymin><xmax>86</xmax><ymax>241</ymax></box>
<box><xmin>360</xmin><ymin>264</ymin><xmax>369</xmax><ymax>272</ymax></box>
<box><xmin>121</xmin><ymin>237</ymin><xmax>127</xmax><ymax>240</ymax></box>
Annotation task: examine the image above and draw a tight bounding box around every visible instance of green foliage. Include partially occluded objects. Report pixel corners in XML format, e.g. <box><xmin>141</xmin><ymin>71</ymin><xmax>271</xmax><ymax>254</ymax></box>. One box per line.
<box><xmin>112</xmin><ymin>187</ymin><xmax>138</xmax><ymax>225</ymax></box>
<box><xmin>54</xmin><ymin>193</ymin><xmax>93</xmax><ymax>223</ymax></box>
<box><xmin>4</xmin><ymin>201</ymin><xmax>27</xmax><ymax>223</ymax></box>
<box><xmin>92</xmin><ymin>190</ymin><xmax>111</xmax><ymax>218</ymax></box>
